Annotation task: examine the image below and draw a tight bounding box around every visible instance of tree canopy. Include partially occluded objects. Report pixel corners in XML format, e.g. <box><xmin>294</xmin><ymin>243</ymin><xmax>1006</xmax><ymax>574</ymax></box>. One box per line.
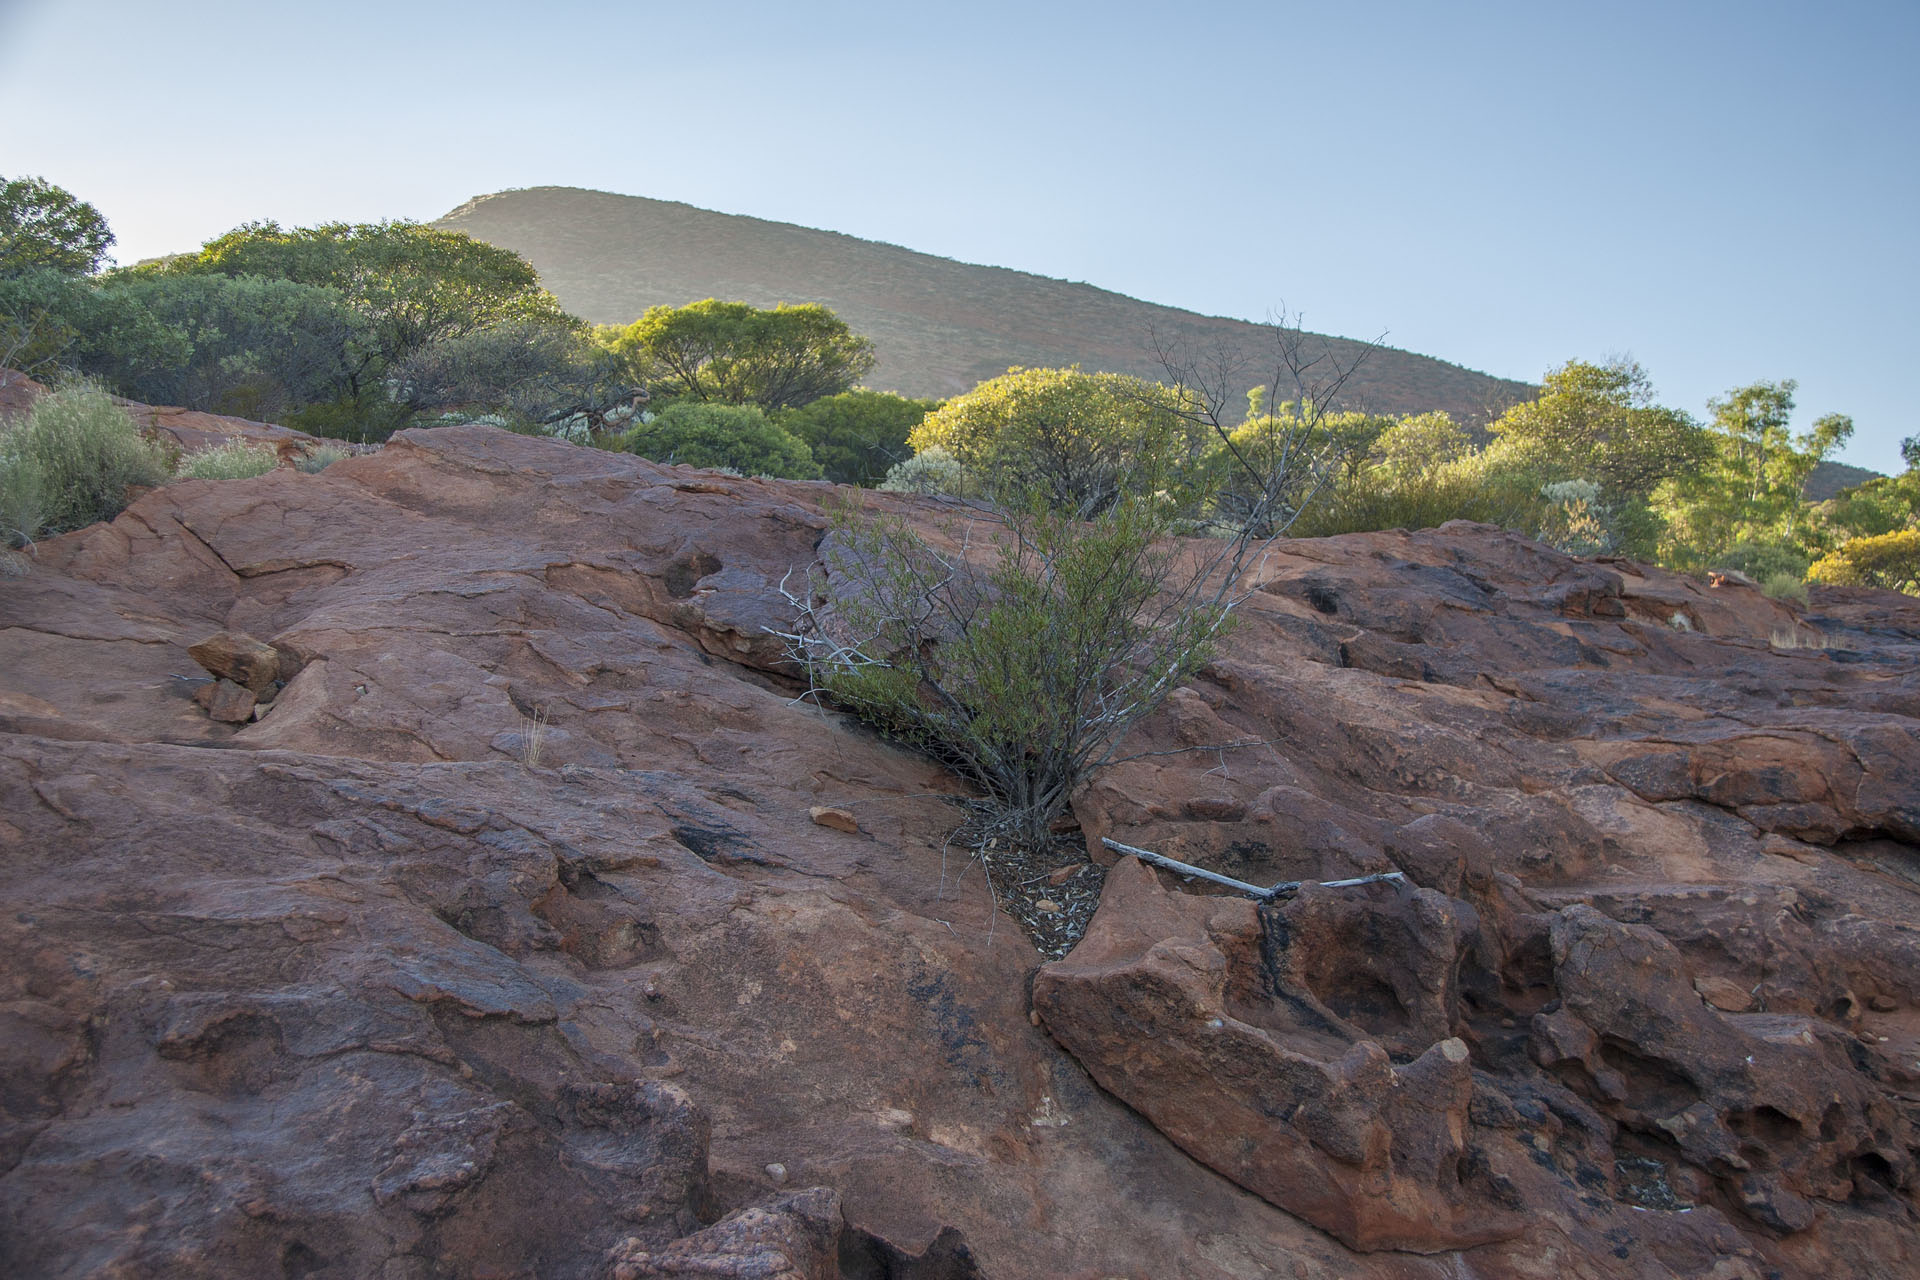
<box><xmin>909</xmin><ymin>366</ymin><xmax>1205</xmax><ymax>515</ymax></box>
<box><xmin>606</xmin><ymin>300</ymin><xmax>875</xmax><ymax>413</ymax></box>
<box><xmin>776</xmin><ymin>389</ymin><xmax>938</xmax><ymax>486</ymax></box>
<box><xmin>0</xmin><ymin>176</ymin><xmax>114</xmax><ymax>278</ymax></box>
<box><xmin>154</xmin><ymin>221</ymin><xmax>573</xmax><ymax>394</ymax></box>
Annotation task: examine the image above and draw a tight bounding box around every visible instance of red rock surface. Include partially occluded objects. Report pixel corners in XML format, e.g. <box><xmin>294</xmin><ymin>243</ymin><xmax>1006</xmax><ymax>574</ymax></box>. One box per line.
<box><xmin>1</xmin><ymin>422</ymin><xmax>1917</xmax><ymax>1279</ymax></box>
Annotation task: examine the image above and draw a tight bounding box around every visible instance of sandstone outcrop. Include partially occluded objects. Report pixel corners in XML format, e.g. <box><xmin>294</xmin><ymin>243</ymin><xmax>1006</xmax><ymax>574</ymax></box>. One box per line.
<box><xmin>2</xmin><ymin>422</ymin><xmax>1917</xmax><ymax>1278</ymax></box>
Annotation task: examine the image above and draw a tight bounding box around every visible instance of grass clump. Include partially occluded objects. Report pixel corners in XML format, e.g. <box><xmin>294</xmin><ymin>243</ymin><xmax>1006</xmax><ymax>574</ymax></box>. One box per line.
<box><xmin>176</xmin><ymin>438</ymin><xmax>280</xmax><ymax>480</ymax></box>
<box><xmin>295</xmin><ymin>444</ymin><xmax>351</xmax><ymax>473</ymax></box>
<box><xmin>0</xmin><ymin>384</ymin><xmax>168</xmax><ymax>541</ymax></box>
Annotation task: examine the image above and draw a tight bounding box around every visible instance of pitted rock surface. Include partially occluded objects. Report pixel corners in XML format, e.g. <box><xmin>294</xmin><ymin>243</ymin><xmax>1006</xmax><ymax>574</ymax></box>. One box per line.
<box><xmin>1</xmin><ymin>421</ymin><xmax>1917</xmax><ymax>1279</ymax></box>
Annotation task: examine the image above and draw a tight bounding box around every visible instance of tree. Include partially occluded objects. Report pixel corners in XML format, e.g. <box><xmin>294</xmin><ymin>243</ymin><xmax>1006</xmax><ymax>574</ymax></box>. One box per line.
<box><xmin>1655</xmin><ymin>380</ymin><xmax>1851</xmax><ymax>568</ymax></box>
<box><xmin>1486</xmin><ymin>358</ymin><xmax>1707</xmax><ymax>555</ymax></box>
<box><xmin>619</xmin><ymin>402</ymin><xmax>820</xmax><ymax>479</ymax></box>
<box><xmin>1151</xmin><ymin>310</ymin><xmax>1385</xmax><ymax>537</ymax></box>
<box><xmin>606</xmin><ymin>300</ymin><xmax>875</xmax><ymax>413</ymax></box>
<box><xmin>99</xmin><ymin>273</ymin><xmax>365</xmax><ymax>419</ymax></box>
<box><xmin>909</xmin><ymin>366</ymin><xmax>1206</xmax><ymax>516</ymax></box>
<box><xmin>396</xmin><ymin>320</ymin><xmax>639</xmax><ymax>430</ymax></box>
<box><xmin>776</xmin><ymin>389</ymin><xmax>938</xmax><ymax>486</ymax></box>
<box><xmin>157</xmin><ymin>221</ymin><xmax>573</xmax><ymax>403</ymax></box>
<box><xmin>0</xmin><ymin>177</ymin><xmax>114</xmax><ymax>278</ymax></box>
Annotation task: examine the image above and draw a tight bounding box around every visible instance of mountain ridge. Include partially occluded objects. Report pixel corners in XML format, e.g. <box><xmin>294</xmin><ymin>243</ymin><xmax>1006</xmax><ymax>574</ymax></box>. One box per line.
<box><xmin>433</xmin><ymin>185</ymin><xmax>1535</xmax><ymax>421</ymax></box>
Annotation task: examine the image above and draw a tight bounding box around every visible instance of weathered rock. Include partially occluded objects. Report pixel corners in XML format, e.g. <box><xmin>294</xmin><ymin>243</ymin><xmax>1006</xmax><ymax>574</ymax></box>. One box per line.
<box><xmin>2</xmin><ymin>420</ymin><xmax>1918</xmax><ymax>1279</ymax></box>
<box><xmin>188</xmin><ymin>630</ymin><xmax>284</xmax><ymax>695</ymax></box>
<box><xmin>1035</xmin><ymin>857</ymin><xmax>1523</xmax><ymax>1253</ymax></box>
<box><xmin>608</xmin><ymin>1186</ymin><xmax>842</xmax><ymax>1279</ymax></box>
<box><xmin>808</xmin><ymin>805</ymin><xmax>859</xmax><ymax>833</ymax></box>
<box><xmin>192</xmin><ymin>676</ymin><xmax>257</xmax><ymax>722</ymax></box>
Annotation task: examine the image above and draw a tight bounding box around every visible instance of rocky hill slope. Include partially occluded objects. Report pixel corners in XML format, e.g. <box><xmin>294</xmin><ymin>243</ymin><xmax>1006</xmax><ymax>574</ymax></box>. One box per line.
<box><xmin>433</xmin><ymin>186</ymin><xmax>1535</xmax><ymax>420</ymax></box>
<box><xmin>2</xmin><ymin>423</ymin><xmax>1918</xmax><ymax>1278</ymax></box>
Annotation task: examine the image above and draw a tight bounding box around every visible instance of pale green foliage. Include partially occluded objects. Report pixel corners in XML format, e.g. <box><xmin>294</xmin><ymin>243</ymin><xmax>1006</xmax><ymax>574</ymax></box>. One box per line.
<box><xmin>782</xmin><ymin>498</ymin><xmax>1237</xmax><ymax>845</ymax></box>
<box><xmin>0</xmin><ymin>385</ymin><xmax>167</xmax><ymax>538</ymax></box>
<box><xmin>1287</xmin><ymin>419</ymin><xmax>1549</xmax><ymax>539</ymax></box>
<box><xmin>295</xmin><ymin>444</ymin><xmax>351</xmax><ymax>473</ymax></box>
<box><xmin>910</xmin><ymin>366</ymin><xmax>1206</xmax><ymax>516</ymax></box>
<box><xmin>878</xmin><ymin>446</ymin><xmax>969</xmax><ymax>496</ymax></box>
<box><xmin>176</xmin><ymin>438</ymin><xmax>280</xmax><ymax>480</ymax></box>
<box><xmin>1762</xmin><ymin>572</ymin><xmax>1809</xmax><ymax>604</ymax></box>
<box><xmin>1540</xmin><ymin>479</ymin><xmax>1613</xmax><ymax>555</ymax></box>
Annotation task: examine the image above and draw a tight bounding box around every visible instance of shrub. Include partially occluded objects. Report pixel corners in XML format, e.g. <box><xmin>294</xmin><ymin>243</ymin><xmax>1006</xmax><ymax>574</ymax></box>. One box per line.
<box><xmin>878</xmin><ymin>446</ymin><xmax>970</xmax><ymax>497</ymax></box>
<box><xmin>1807</xmin><ymin>530</ymin><xmax>1920</xmax><ymax>594</ymax></box>
<box><xmin>0</xmin><ymin>384</ymin><xmax>167</xmax><ymax>537</ymax></box>
<box><xmin>175</xmin><ymin>438</ymin><xmax>279</xmax><ymax>480</ymax></box>
<box><xmin>295</xmin><ymin>444</ymin><xmax>351</xmax><ymax>473</ymax></box>
<box><xmin>1761</xmin><ymin>571</ymin><xmax>1809</xmax><ymax>604</ymax></box>
<box><xmin>1290</xmin><ymin>457</ymin><xmax>1547</xmax><ymax>539</ymax></box>
<box><xmin>780</xmin><ymin>497</ymin><xmax>1239</xmax><ymax>847</ymax></box>
<box><xmin>777</xmin><ymin>389</ymin><xmax>939</xmax><ymax>486</ymax></box>
<box><xmin>619</xmin><ymin>401</ymin><xmax>820</xmax><ymax>479</ymax></box>
<box><xmin>910</xmin><ymin>366</ymin><xmax>1205</xmax><ymax>515</ymax></box>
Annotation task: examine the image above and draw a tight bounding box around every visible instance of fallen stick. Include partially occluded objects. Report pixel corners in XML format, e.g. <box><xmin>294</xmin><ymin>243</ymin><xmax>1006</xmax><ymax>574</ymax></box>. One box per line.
<box><xmin>1100</xmin><ymin>838</ymin><xmax>1407</xmax><ymax>901</ymax></box>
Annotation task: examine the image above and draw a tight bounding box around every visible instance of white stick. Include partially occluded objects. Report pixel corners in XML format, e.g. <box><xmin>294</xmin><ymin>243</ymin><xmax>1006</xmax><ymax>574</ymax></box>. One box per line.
<box><xmin>1100</xmin><ymin>838</ymin><xmax>1406</xmax><ymax>901</ymax></box>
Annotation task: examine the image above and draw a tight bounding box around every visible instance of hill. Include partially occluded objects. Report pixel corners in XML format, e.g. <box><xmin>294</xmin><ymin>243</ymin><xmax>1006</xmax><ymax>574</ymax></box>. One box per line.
<box><xmin>434</xmin><ymin>186</ymin><xmax>1534</xmax><ymax>422</ymax></box>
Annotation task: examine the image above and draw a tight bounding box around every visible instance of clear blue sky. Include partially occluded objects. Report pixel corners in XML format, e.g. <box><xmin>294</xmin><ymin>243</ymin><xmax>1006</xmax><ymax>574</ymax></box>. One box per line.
<box><xmin>3</xmin><ymin>0</ymin><xmax>1915</xmax><ymax>470</ymax></box>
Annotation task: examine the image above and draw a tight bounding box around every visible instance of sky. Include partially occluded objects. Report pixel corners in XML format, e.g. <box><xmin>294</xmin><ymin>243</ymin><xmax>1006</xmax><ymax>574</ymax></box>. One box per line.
<box><xmin>2</xmin><ymin>0</ymin><xmax>1915</xmax><ymax>471</ymax></box>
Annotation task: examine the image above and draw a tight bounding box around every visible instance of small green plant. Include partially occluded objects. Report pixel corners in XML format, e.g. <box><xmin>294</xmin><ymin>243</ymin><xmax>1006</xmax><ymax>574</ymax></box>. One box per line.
<box><xmin>0</xmin><ymin>383</ymin><xmax>168</xmax><ymax>538</ymax></box>
<box><xmin>780</xmin><ymin>497</ymin><xmax>1240</xmax><ymax>847</ymax></box>
<box><xmin>1761</xmin><ymin>571</ymin><xmax>1809</xmax><ymax>604</ymax></box>
<box><xmin>175</xmin><ymin>438</ymin><xmax>280</xmax><ymax>480</ymax></box>
<box><xmin>295</xmin><ymin>444</ymin><xmax>351</xmax><ymax>473</ymax></box>
<box><xmin>878</xmin><ymin>446</ymin><xmax>969</xmax><ymax>497</ymax></box>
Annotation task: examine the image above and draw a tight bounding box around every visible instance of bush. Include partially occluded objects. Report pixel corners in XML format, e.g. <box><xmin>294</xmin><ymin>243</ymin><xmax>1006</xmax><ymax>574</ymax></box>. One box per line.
<box><xmin>619</xmin><ymin>401</ymin><xmax>820</xmax><ymax>479</ymax></box>
<box><xmin>1290</xmin><ymin>457</ymin><xmax>1547</xmax><ymax>539</ymax></box>
<box><xmin>910</xmin><ymin>366</ymin><xmax>1205</xmax><ymax>515</ymax></box>
<box><xmin>1762</xmin><ymin>571</ymin><xmax>1809</xmax><ymax>604</ymax></box>
<box><xmin>1808</xmin><ymin>530</ymin><xmax>1920</xmax><ymax>594</ymax></box>
<box><xmin>780</xmin><ymin>498</ymin><xmax>1238</xmax><ymax>846</ymax></box>
<box><xmin>175</xmin><ymin>438</ymin><xmax>280</xmax><ymax>480</ymax></box>
<box><xmin>295</xmin><ymin>444</ymin><xmax>351</xmax><ymax>473</ymax></box>
<box><xmin>776</xmin><ymin>389</ymin><xmax>939</xmax><ymax>486</ymax></box>
<box><xmin>878</xmin><ymin>446</ymin><xmax>970</xmax><ymax>497</ymax></box>
<box><xmin>0</xmin><ymin>384</ymin><xmax>167</xmax><ymax>537</ymax></box>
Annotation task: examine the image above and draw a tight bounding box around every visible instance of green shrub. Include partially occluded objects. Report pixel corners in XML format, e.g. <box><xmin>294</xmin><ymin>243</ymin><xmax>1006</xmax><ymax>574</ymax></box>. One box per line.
<box><xmin>295</xmin><ymin>444</ymin><xmax>351</xmax><ymax>473</ymax></box>
<box><xmin>619</xmin><ymin>401</ymin><xmax>820</xmax><ymax>479</ymax></box>
<box><xmin>1761</xmin><ymin>571</ymin><xmax>1809</xmax><ymax>604</ymax></box>
<box><xmin>1290</xmin><ymin>463</ymin><xmax>1547</xmax><ymax>538</ymax></box>
<box><xmin>910</xmin><ymin>366</ymin><xmax>1205</xmax><ymax>515</ymax></box>
<box><xmin>776</xmin><ymin>389</ymin><xmax>939</xmax><ymax>486</ymax></box>
<box><xmin>781</xmin><ymin>497</ymin><xmax>1237</xmax><ymax>847</ymax></box>
<box><xmin>1808</xmin><ymin>530</ymin><xmax>1920</xmax><ymax>594</ymax></box>
<box><xmin>175</xmin><ymin>438</ymin><xmax>279</xmax><ymax>480</ymax></box>
<box><xmin>0</xmin><ymin>384</ymin><xmax>167</xmax><ymax>537</ymax></box>
<box><xmin>0</xmin><ymin>448</ymin><xmax>44</xmax><ymax>548</ymax></box>
<box><xmin>878</xmin><ymin>446</ymin><xmax>970</xmax><ymax>497</ymax></box>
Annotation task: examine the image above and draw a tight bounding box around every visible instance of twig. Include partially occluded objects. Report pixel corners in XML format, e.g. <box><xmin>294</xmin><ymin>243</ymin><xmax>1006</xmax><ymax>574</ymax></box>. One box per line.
<box><xmin>1100</xmin><ymin>837</ymin><xmax>1406</xmax><ymax>901</ymax></box>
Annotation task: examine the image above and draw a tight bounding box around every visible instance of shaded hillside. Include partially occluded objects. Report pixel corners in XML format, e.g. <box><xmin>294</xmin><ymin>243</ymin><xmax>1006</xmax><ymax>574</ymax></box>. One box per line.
<box><xmin>434</xmin><ymin>186</ymin><xmax>1533</xmax><ymax>421</ymax></box>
